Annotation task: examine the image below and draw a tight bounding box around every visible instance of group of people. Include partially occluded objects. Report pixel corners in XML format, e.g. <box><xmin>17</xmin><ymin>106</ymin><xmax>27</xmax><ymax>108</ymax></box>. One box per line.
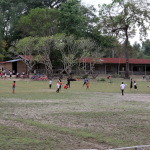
<box><xmin>0</xmin><ymin>69</ymin><xmax>10</xmax><ymax>79</ymax></box>
<box><xmin>49</xmin><ymin>78</ymin><xmax>71</xmax><ymax>93</ymax></box>
<box><xmin>0</xmin><ymin>68</ymin><xmax>28</xmax><ymax>79</ymax></box>
<box><xmin>3</xmin><ymin>75</ymin><xmax>145</xmax><ymax>96</ymax></box>
<box><xmin>120</xmin><ymin>78</ymin><xmax>138</xmax><ymax>96</ymax></box>
<box><xmin>48</xmin><ymin>77</ymin><xmax>89</xmax><ymax>93</ymax></box>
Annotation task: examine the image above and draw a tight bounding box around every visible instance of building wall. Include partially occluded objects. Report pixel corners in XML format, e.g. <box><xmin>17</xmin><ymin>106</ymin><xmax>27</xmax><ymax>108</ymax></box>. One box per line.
<box><xmin>17</xmin><ymin>61</ymin><xmax>27</xmax><ymax>74</ymax></box>
<box><xmin>94</xmin><ymin>63</ymin><xmax>150</xmax><ymax>75</ymax></box>
<box><xmin>1</xmin><ymin>63</ymin><xmax>12</xmax><ymax>73</ymax></box>
<box><xmin>95</xmin><ymin>64</ymin><xmax>105</xmax><ymax>74</ymax></box>
<box><xmin>0</xmin><ymin>61</ymin><xmax>27</xmax><ymax>74</ymax></box>
<box><xmin>0</xmin><ymin>64</ymin><xmax>4</xmax><ymax>70</ymax></box>
<box><xmin>95</xmin><ymin>64</ymin><xmax>119</xmax><ymax>74</ymax></box>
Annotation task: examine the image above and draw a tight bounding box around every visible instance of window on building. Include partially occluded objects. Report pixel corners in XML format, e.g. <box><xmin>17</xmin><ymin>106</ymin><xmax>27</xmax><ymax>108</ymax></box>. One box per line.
<box><xmin>133</xmin><ymin>66</ymin><xmax>138</xmax><ymax>71</ymax></box>
<box><xmin>146</xmin><ymin>67</ymin><xmax>150</xmax><ymax>71</ymax></box>
<box><xmin>106</xmin><ymin>66</ymin><xmax>111</xmax><ymax>71</ymax></box>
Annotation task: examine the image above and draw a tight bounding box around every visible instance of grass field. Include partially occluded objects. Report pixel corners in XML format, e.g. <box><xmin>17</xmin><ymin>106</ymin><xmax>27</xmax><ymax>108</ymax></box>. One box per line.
<box><xmin>0</xmin><ymin>77</ymin><xmax>150</xmax><ymax>150</ymax></box>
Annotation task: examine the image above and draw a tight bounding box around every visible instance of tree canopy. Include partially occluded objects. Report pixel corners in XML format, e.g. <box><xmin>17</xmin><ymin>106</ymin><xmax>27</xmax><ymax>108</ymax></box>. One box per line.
<box><xmin>1</xmin><ymin>0</ymin><xmax>150</xmax><ymax>78</ymax></box>
<box><xmin>59</xmin><ymin>0</ymin><xmax>86</xmax><ymax>37</ymax></box>
<box><xmin>18</xmin><ymin>8</ymin><xmax>60</xmax><ymax>37</ymax></box>
<box><xmin>98</xmin><ymin>0</ymin><xmax>150</xmax><ymax>78</ymax></box>
<box><xmin>142</xmin><ymin>39</ymin><xmax>150</xmax><ymax>56</ymax></box>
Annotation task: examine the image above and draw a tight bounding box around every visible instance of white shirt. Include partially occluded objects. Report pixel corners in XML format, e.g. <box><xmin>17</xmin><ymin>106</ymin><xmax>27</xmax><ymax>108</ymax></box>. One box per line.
<box><xmin>57</xmin><ymin>83</ymin><xmax>60</xmax><ymax>88</ymax></box>
<box><xmin>120</xmin><ymin>84</ymin><xmax>126</xmax><ymax>90</ymax></box>
<box><xmin>49</xmin><ymin>80</ymin><xmax>52</xmax><ymax>84</ymax></box>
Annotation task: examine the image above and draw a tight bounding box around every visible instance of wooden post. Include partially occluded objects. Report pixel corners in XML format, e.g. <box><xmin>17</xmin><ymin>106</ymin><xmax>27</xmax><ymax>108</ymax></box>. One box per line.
<box><xmin>131</xmin><ymin>64</ymin><xmax>133</xmax><ymax>75</ymax></box>
<box><xmin>90</xmin><ymin>62</ymin><xmax>91</xmax><ymax>74</ymax></box>
<box><xmin>105</xmin><ymin>64</ymin><xmax>106</xmax><ymax>75</ymax></box>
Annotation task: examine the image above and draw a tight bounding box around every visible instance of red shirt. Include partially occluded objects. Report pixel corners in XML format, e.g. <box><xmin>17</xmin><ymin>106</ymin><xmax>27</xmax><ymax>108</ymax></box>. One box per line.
<box><xmin>12</xmin><ymin>83</ymin><xmax>16</xmax><ymax>88</ymax></box>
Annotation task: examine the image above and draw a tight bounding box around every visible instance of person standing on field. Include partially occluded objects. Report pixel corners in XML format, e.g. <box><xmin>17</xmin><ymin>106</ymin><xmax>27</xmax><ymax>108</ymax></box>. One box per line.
<box><xmin>67</xmin><ymin>77</ymin><xmax>70</xmax><ymax>88</ymax></box>
<box><xmin>59</xmin><ymin>79</ymin><xmax>62</xmax><ymax>90</ymax></box>
<box><xmin>49</xmin><ymin>79</ymin><xmax>52</xmax><ymax>89</ymax></box>
<box><xmin>130</xmin><ymin>78</ymin><xmax>133</xmax><ymax>89</ymax></box>
<box><xmin>83</xmin><ymin>78</ymin><xmax>87</xmax><ymax>87</ymax></box>
<box><xmin>134</xmin><ymin>81</ymin><xmax>138</xmax><ymax>90</ymax></box>
<box><xmin>12</xmin><ymin>81</ymin><xmax>16</xmax><ymax>94</ymax></box>
<box><xmin>56</xmin><ymin>81</ymin><xmax>60</xmax><ymax>93</ymax></box>
<box><xmin>120</xmin><ymin>82</ymin><xmax>126</xmax><ymax>96</ymax></box>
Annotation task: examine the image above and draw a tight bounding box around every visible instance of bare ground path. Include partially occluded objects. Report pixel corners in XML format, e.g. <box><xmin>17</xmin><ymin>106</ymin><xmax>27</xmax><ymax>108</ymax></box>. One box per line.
<box><xmin>0</xmin><ymin>92</ymin><xmax>150</xmax><ymax>150</ymax></box>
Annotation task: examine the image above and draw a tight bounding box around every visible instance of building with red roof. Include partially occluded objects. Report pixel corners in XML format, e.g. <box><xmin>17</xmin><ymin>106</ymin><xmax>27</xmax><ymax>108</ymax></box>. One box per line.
<box><xmin>0</xmin><ymin>59</ymin><xmax>27</xmax><ymax>74</ymax></box>
<box><xmin>0</xmin><ymin>57</ymin><xmax>150</xmax><ymax>76</ymax></box>
<box><xmin>0</xmin><ymin>55</ymin><xmax>44</xmax><ymax>75</ymax></box>
<box><xmin>79</xmin><ymin>57</ymin><xmax>150</xmax><ymax>75</ymax></box>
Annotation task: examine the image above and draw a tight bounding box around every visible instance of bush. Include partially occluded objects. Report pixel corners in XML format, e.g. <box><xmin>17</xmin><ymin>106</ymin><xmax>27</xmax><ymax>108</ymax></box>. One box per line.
<box><xmin>82</xmin><ymin>74</ymin><xmax>88</xmax><ymax>79</ymax></box>
<box><xmin>97</xmin><ymin>78</ymin><xmax>106</xmax><ymax>82</ymax></box>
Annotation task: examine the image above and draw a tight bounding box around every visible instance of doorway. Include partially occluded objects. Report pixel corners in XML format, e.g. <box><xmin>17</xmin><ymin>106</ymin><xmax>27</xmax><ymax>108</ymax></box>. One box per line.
<box><xmin>12</xmin><ymin>61</ymin><xmax>17</xmax><ymax>75</ymax></box>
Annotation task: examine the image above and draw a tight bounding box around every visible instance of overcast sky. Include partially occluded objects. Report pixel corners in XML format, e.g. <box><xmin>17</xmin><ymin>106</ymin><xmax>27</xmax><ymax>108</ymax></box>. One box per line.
<box><xmin>81</xmin><ymin>0</ymin><xmax>150</xmax><ymax>45</ymax></box>
<box><xmin>81</xmin><ymin>0</ymin><xmax>112</xmax><ymax>8</ymax></box>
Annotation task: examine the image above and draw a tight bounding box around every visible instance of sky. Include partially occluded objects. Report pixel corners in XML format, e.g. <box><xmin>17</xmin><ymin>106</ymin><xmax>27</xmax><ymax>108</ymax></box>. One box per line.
<box><xmin>81</xmin><ymin>0</ymin><xmax>150</xmax><ymax>45</ymax></box>
<box><xmin>81</xmin><ymin>0</ymin><xmax>112</xmax><ymax>8</ymax></box>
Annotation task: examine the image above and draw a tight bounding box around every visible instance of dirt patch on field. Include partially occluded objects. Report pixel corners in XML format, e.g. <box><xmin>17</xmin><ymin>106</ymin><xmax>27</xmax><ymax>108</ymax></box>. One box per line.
<box><xmin>0</xmin><ymin>119</ymin><xmax>109</xmax><ymax>150</ymax></box>
<box><xmin>117</xmin><ymin>93</ymin><xmax>150</xmax><ymax>102</ymax></box>
<box><xmin>0</xmin><ymin>92</ymin><xmax>150</xmax><ymax>149</ymax></box>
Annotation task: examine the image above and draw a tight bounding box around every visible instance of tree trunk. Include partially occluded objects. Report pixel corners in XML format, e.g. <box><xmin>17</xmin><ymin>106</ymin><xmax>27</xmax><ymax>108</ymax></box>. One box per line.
<box><xmin>124</xmin><ymin>28</ymin><xmax>130</xmax><ymax>79</ymax></box>
<box><xmin>45</xmin><ymin>61</ymin><xmax>53</xmax><ymax>79</ymax></box>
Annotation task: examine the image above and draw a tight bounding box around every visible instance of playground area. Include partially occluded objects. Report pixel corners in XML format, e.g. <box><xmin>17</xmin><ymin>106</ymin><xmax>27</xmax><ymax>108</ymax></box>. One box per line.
<box><xmin>0</xmin><ymin>77</ymin><xmax>150</xmax><ymax>150</ymax></box>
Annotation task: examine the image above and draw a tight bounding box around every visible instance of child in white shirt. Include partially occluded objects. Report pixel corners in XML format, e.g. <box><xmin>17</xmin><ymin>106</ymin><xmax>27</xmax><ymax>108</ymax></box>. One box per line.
<box><xmin>49</xmin><ymin>80</ymin><xmax>52</xmax><ymax>89</ymax></box>
<box><xmin>120</xmin><ymin>82</ymin><xmax>126</xmax><ymax>96</ymax></box>
<box><xmin>56</xmin><ymin>81</ymin><xmax>60</xmax><ymax>93</ymax></box>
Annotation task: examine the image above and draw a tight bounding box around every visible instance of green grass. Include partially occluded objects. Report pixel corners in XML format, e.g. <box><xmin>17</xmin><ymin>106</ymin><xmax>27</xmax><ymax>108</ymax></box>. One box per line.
<box><xmin>0</xmin><ymin>125</ymin><xmax>55</xmax><ymax>150</ymax></box>
<box><xmin>0</xmin><ymin>78</ymin><xmax>150</xmax><ymax>149</ymax></box>
<box><xmin>0</xmin><ymin>78</ymin><xmax>149</xmax><ymax>100</ymax></box>
<box><xmin>15</xmin><ymin>118</ymin><xmax>131</xmax><ymax>146</ymax></box>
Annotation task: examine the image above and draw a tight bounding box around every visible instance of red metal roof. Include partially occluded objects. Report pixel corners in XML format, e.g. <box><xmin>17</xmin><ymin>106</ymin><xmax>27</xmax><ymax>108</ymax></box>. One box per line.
<box><xmin>79</xmin><ymin>57</ymin><xmax>150</xmax><ymax>64</ymax></box>
<box><xmin>19</xmin><ymin>55</ymin><xmax>32</xmax><ymax>61</ymax></box>
<box><xmin>0</xmin><ymin>62</ymin><xmax>5</xmax><ymax>64</ymax></box>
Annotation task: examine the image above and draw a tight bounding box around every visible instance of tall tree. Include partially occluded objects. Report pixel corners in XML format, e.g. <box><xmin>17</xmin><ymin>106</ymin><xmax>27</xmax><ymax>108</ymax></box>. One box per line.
<box><xmin>142</xmin><ymin>39</ymin><xmax>150</xmax><ymax>56</ymax></box>
<box><xmin>35</xmin><ymin>36</ymin><xmax>55</xmax><ymax>79</ymax></box>
<box><xmin>14</xmin><ymin>37</ymin><xmax>38</xmax><ymax>75</ymax></box>
<box><xmin>18</xmin><ymin>8</ymin><xmax>59</xmax><ymax>37</ymax></box>
<box><xmin>98</xmin><ymin>0</ymin><xmax>150</xmax><ymax>78</ymax></box>
<box><xmin>59</xmin><ymin>0</ymin><xmax>86</xmax><ymax>37</ymax></box>
<box><xmin>0</xmin><ymin>0</ymin><xmax>66</xmax><ymax>52</ymax></box>
<box><xmin>78</xmin><ymin>38</ymin><xmax>103</xmax><ymax>78</ymax></box>
<box><xmin>55</xmin><ymin>34</ymin><xmax>80</xmax><ymax>75</ymax></box>
<box><xmin>0</xmin><ymin>0</ymin><xmax>39</xmax><ymax>52</ymax></box>
<box><xmin>133</xmin><ymin>42</ymin><xmax>141</xmax><ymax>52</ymax></box>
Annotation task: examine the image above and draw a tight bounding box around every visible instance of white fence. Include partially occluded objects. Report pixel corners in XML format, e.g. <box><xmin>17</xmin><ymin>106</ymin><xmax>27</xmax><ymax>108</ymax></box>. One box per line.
<box><xmin>78</xmin><ymin>145</ymin><xmax>150</xmax><ymax>150</ymax></box>
<box><xmin>108</xmin><ymin>145</ymin><xmax>150</xmax><ymax>150</ymax></box>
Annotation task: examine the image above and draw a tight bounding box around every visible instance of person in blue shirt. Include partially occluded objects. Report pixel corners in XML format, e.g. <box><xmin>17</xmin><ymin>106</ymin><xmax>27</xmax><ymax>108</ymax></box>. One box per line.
<box><xmin>83</xmin><ymin>78</ymin><xmax>87</xmax><ymax>87</ymax></box>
